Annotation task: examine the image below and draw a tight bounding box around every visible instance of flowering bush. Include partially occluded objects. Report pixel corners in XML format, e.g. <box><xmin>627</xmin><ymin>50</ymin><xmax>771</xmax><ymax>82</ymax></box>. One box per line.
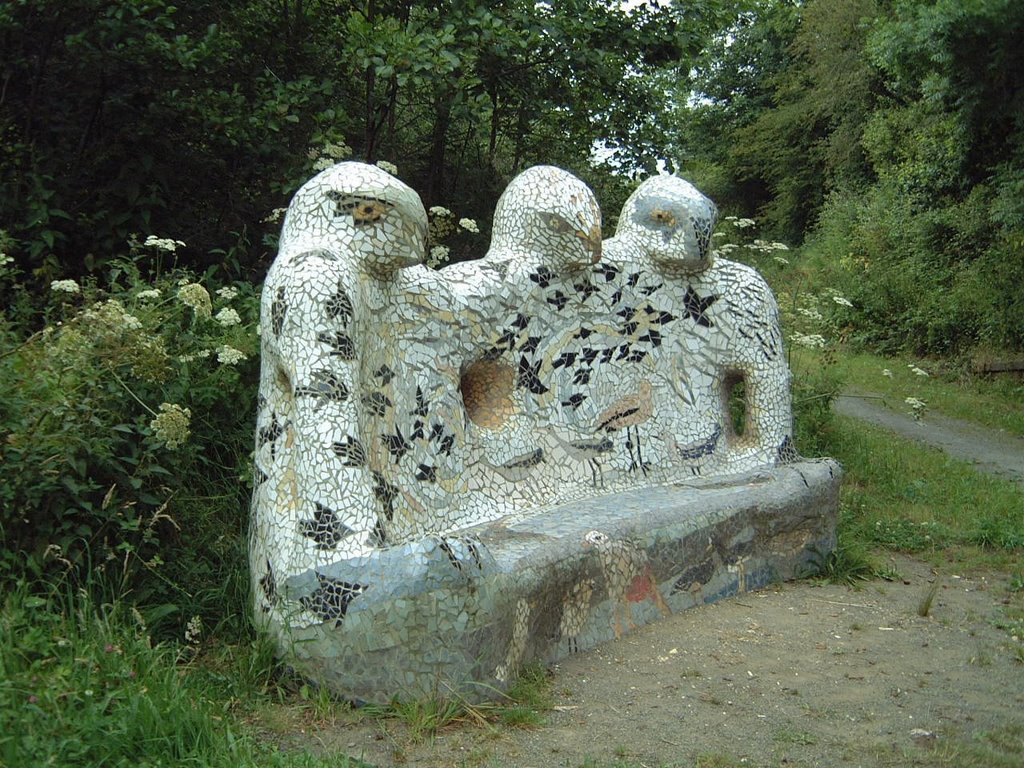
<box><xmin>425</xmin><ymin>206</ymin><xmax>482</xmax><ymax>268</ymax></box>
<box><xmin>0</xmin><ymin>253</ymin><xmax>259</xmax><ymax>628</ymax></box>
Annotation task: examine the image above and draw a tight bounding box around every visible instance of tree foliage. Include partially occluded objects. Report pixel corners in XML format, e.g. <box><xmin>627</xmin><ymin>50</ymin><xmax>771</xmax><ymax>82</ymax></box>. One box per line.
<box><xmin>673</xmin><ymin>0</ymin><xmax>1024</xmax><ymax>354</ymax></box>
<box><xmin>0</xmin><ymin>0</ymin><xmax>729</xmax><ymax>280</ymax></box>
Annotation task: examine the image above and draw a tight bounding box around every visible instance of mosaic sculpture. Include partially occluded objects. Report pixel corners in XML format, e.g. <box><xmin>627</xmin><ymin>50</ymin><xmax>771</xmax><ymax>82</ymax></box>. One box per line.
<box><xmin>250</xmin><ymin>162</ymin><xmax>840</xmax><ymax>702</ymax></box>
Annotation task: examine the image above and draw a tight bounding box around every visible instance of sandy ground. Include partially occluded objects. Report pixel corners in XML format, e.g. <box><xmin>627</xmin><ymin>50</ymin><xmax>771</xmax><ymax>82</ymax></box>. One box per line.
<box><xmin>258</xmin><ymin>394</ymin><xmax>1024</xmax><ymax>767</ymax></box>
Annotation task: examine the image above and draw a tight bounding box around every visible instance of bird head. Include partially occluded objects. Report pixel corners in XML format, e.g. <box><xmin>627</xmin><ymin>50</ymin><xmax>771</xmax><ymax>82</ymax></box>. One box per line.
<box><xmin>490</xmin><ymin>166</ymin><xmax>602</xmax><ymax>273</ymax></box>
<box><xmin>279</xmin><ymin>162</ymin><xmax>427</xmax><ymax>278</ymax></box>
<box><xmin>614</xmin><ymin>175</ymin><xmax>718</xmax><ymax>275</ymax></box>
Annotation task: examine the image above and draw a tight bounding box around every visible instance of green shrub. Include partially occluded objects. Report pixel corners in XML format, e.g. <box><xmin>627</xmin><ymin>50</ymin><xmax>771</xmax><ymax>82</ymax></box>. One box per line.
<box><xmin>0</xmin><ymin>243</ymin><xmax>259</xmax><ymax>635</ymax></box>
<box><xmin>0</xmin><ymin>585</ymin><xmax>359</xmax><ymax>767</ymax></box>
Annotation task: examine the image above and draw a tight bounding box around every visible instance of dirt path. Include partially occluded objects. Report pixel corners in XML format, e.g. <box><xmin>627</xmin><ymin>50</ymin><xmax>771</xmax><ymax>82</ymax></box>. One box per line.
<box><xmin>274</xmin><ymin>557</ymin><xmax>1023</xmax><ymax>767</ymax></box>
<box><xmin>834</xmin><ymin>391</ymin><xmax>1024</xmax><ymax>487</ymax></box>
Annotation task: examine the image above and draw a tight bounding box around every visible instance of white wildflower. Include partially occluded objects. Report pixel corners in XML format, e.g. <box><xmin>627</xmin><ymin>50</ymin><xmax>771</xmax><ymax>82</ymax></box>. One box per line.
<box><xmin>773</xmin><ymin>256</ymin><xmax>790</xmax><ymax>265</ymax></box>
<box><xmin>724</xmin><ymin>215</ymin><xmax>738</xmax><ymax>221</ymax></box>
<box><xmin>324</xmin><ymin>141</ymin><xmax>352</xmax><ymax>160</ymax></box>
<box><xmin>905</xmin><ymin>397</ymin><xmax>928</xmax><ymax>421</ymax></box>
<box><xmin>214</xmin><ymin>307</ymin><xmax>241</xmax><ymax>327</ymax></box>
<box><xmin>771</xmin><ymin>241</ymin><xmax>790</xmax><ymax>251</ymax></box>
<box><xmin>375</xmin><ymin>160</ymin><xmax>398</xmax><ymax>175</ymax></box>
<box><xmin>909</xmin><ymin>365</ymin><xmax>929</xmax><ymax>377</ymax></box>
<box><xmin>177</xmin><ymin>283</ymin><xmax>212</xmax><ymax>319</ymax></box>
<box><xmin>458</xmin><ymin>218</ymin><xmax>480</xmax><ymax>234</ymax></box>
<box><xmin>832</xmin><ymin>296</ymin><xmax>854</xmax><ymax>308</ymax></box>
<box><xmin>307</xmin><ymin>146</ymin><xmax>320</xmax><ymax>160</ymax></box>
<box><xmin>137</xmin><ymin>288</ymin><xmax>161</xmax><ymax>300</ymax></box>
<box><xmin>263</xmin><ymin>207</ymin><xmax>288</xmax><ymax>224</ymax></box>
<box><xmin>121</xmin><ymin>312</ymin><xmax>143</xmax><ymax>331</ymax></box>
<box><xmin>427</xmin><ymin>245</ymin><xmax>451</xmax><ymax>268</ymax></box>
<box><xmin>882</xmin><ymin>368</ymin><xmax>894</xmax><ymax>378</ymax></box>
<box><xmin>312</xmin><ymin>157</ymin><xmax>334</xmax><ymax>171</ymax></box>
<box><xmin>791</xmin><ymin>332</ymin><xmax>827</xmax><ymax>349</ymax></box>
<box><xmin>144</xmin><ymin>235</ymin><xmax>185</xmax><ymax>253</ymax></box>
<box><xmin>216</xmin><ymin>286</ymin><xmax>239</xmax><ymax>301</ymax></box>
<box><xmin>178</xmin><ymin>349</ymin><xmax>212</xmax><ymax>363</ymax></box>
<box><xmin>184</xmin><ymin>615</ymin><xmax>203</xmax><ymax>645</ymax></box>
<box><xmin>717</xmin><ymin>243</ymin><xmax>739</xmax><ymax>254</ymax></box>
<box><xmin>216</xmin><ymin>345</ymin><xmax>247</xmax><ymax>365</ymax></box>
<box><xmin>150</xmin><ymin>403</ymin><xmax>191</xmax><ymax>449</ymax></box>
<box><xmin>711</xmin><ymin>232</ymin><xmax>726</xmax><ymax>239</ymax></box>
<box><xmin>429</xmin><ymin>206</ymin><xmax>452</xmax><ymax>217</ymax></box>
<box><xmin>735</xmin><ymin>217</ymin><xmax>756</xmax><ymax>229</ymax></box>
<box><xmin>51</xmin><ymin>279</ymin><xmax>80</xmax><ymax>294</ymax></box>
<box><xmin>796</xmin><ymin>307</ymin><xmax>824</xmax><ymax>322</ymax></box>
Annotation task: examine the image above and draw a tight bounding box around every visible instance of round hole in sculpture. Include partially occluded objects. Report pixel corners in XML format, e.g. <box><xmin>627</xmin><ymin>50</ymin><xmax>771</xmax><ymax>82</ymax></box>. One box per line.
<box><xmin>460</xmin><ymin>358</ymin><xmax>517</xmax><ymax>429</ymax></box>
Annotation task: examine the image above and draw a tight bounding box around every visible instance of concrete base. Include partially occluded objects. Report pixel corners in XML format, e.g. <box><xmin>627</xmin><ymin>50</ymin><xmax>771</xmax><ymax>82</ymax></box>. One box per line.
<box><xmin>276</xmin><ymin>459</ymin><xmax>841</xmax><ymax>704</ymax></box>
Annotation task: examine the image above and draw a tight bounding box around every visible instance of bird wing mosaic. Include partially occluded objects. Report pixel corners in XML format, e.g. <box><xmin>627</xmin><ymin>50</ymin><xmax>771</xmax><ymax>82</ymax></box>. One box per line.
<box><xmin>250</xmin><ymin>162</ymin><xmax>796</xmax><ymax>642</ymax></box>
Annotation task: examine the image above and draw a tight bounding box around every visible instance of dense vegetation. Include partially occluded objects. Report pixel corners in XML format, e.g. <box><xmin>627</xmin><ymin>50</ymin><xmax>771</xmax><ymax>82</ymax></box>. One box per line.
<box><xmin>1</xmin><ymin>2</ymin><xmax>1022</xmax><ymax>764</ymax></box>
<box><xmin>675</xmin><ymin>0</ymin><xmax>1024</xmax><ymax>354</ymax></box>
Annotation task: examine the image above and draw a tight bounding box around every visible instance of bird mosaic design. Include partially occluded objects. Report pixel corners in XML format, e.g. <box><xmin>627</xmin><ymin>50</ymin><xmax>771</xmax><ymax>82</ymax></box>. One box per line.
<box><xmin>583</xmin><ymin>530</ymin><xmax>671</xmax><ymax>639</ymax></box>
<box><xmin>559</xmin><ymin>577</ymin><xmax>596</xmax><ymax>653</ymax></box>
<box><xmin>595</xmin><ymin>379</ymin><xmax>654</xmax><ymax>476</ymax></box>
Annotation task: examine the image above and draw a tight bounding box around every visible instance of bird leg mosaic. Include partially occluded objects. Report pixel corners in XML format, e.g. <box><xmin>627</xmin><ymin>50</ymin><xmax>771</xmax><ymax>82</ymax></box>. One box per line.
<box><xmin>250</xmin><ymin>162</ymin><xmax>837</xmax><ymax>702</ymax></box>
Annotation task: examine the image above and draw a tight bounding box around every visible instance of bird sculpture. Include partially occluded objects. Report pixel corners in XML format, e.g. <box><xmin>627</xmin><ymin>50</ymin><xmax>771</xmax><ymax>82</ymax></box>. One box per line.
<box><xmin>449</xmin><ymin>165</ymin><xmax>602</xmax><ymax>283</ymax></box>
<box><xmin>277</xmin><ymin>161</ymin><xmax>428</xmax><ymax>278</ymax></box>
<box><xmin>608</xmin><ymin>175</ymin><xmax>718</xmax><ymax>276</ymax></box>
<box><xmin>252</xmin><ymin>161</ymin><xmax>432</xmax><ymax>615</ymax></box>
<box><xmin>595</xmin><ymin>379</ymin><xmax>654</xmax><ymax>475</ymax></box>
<box><xmin>583</xmin><ymin>530</ymin><xmax>670</xmax><ymax>639</ymax></box>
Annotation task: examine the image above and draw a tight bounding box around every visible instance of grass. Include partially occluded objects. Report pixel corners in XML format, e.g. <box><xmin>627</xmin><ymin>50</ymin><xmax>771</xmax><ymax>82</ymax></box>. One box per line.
<box><xmin>0</xmin><ymin>584</ymin><xmax>365</xmax><ymax>768</ymax></box>
<box><xmin>798</xmin><ymin>348</ymin><xmax>1024</xmax><ymax>437</ymax></box>
<box><xmin>821</xmin><ymin>413</ymin><xmax>1024</xmax><ymax>568</ymax></box>
<box><xmin>918</xmin><ymin>579</ymin><xmax>941</xmax><ymax>617</ymax></box>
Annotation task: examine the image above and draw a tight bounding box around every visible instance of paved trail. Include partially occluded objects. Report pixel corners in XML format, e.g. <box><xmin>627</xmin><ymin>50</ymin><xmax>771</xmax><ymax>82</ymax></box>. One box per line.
<box><xmin>835</xmin><ymin>391</ymin><xmax>1024</xmax><ymax>487</ymax></box>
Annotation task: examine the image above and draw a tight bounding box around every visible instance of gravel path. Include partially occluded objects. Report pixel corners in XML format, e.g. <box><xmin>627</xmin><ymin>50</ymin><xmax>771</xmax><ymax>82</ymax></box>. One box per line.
<box><xmin>834</xmin><ymin>391</ymin><xmax>1024</xmax><ymax>487</ymax></box>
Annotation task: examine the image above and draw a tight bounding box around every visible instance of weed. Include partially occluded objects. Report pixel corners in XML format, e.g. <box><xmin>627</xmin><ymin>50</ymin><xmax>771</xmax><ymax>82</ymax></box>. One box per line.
<box><xmin>387</xmin><ymin>696</ymin><xmax>466</xmax><ymax>739</ymax></box>
<box><xmin>918</xmin><ymin>579</ymin><xmax>942</xmax><ymax>617</ymax></box>
<box><xmin>502</xmin><ymin>663</ymin><xmax>553</xmax><ymax>712</ymax></box>
<box><xmin>772</xmin><ymin>728</ymin><xmax>818</xmax><ymax>745</ymax></box>
<box><xmin>0</xmin><ymin>584</ymin><xmax>358</xmax><ymax>767</ymax></box>
<box><xmin>805</xmin><ymin>540</ymin><xmax>879</xmax><ymax>586</ymax></box>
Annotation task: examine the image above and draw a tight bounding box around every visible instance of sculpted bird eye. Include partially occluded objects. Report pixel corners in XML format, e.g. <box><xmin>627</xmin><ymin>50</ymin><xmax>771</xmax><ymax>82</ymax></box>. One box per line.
<box><xmin>539</xmin><ymin>212</ymin><xmax>572</xmax><ymax>233</ymax></box>
<box><xmin>649</xmin><ymin>208</ymin><xmax>677</xmax><ymax>227</ymax></box>
<box><xmin>326</xmin><ymin>191</ymin><xmax>394</xmax><ymax>226</ymax></box>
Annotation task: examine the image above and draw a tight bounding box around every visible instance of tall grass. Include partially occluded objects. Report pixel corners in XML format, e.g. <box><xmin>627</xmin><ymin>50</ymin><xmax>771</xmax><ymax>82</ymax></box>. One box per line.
<box><xmin>0</xmin><ymin>584</ymin><xmax>364</xmax><ymax>767</ymax></box>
